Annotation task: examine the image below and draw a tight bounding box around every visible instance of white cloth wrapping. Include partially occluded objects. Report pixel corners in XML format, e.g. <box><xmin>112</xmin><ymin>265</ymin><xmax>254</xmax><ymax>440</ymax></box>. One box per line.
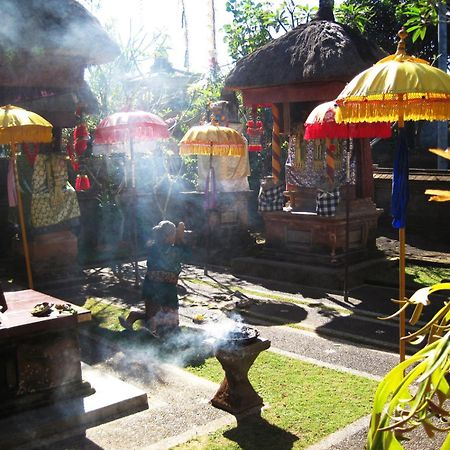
<box><xmin>197</xmin><ymin>153</ymin><xmax>250</xmax><ymax>192</ymax></box>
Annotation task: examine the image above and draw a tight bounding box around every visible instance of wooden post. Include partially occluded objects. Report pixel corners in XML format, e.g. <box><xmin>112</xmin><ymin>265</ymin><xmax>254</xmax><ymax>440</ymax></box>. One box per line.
<box><xmin>399</xmin><ymin>227</ymin><xmax>406</xmax><ymax>362</ymax></box>
<box><xmin>11</xmin><ymin>143</ymin><xmax>33</xmax><ymax>289</ymax></box>
<box><xmin>398</xmin><ymin>105</ymin><xmax>406</xmax><ymax>362</ymax></box>
<box><xmin>325</xmin><ymin>138</ymin><xmax>335</xmax><ymax>187</ymax></box>
<box><xmin>271</xmin><ymin>104</ymin><xmax>281</xmax><ymax>182</ymax></box>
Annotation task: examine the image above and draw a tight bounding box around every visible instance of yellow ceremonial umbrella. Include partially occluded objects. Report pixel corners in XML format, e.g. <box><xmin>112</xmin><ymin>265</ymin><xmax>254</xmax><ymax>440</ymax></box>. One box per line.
<box><xmin>180</xmin><ymin>123</ymin><xmax>246</xmax><ymax>274</ymax></box>
<box><xmin>179</xmin><ymin>123</ymin><xmax>246</xmax><ymax>210</ymax></box>
<box><xmin>336</xmin><ymin>29</ymin><xmax>450</xmax><ymax>361</ymax></box>
<box><xmin>179</xmin><ymin>123</ymin><xmax>246</xmax><ymax>157</ymax></box>
<box><xmin>0</xmin><ymin>105</ymin><xmax>53</xmax><ymax>289</ymax></box>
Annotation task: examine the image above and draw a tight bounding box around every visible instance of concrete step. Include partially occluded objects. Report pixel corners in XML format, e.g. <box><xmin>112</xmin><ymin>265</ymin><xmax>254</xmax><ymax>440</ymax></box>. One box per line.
<box><xmin>0</xmin><ymin>363</ymin><xmax>148</xmax><ymax>449</ymax></box>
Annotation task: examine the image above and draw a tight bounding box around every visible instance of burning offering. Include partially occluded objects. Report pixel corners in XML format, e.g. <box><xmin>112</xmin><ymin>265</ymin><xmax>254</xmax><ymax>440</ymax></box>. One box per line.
<box><xmin>226</xmin><ymin>324</ymin><xmax>259</xmax><ymax>346</ymax></box>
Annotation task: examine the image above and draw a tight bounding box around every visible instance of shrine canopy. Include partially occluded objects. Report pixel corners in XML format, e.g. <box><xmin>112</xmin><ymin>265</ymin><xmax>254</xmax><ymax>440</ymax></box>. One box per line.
<box><xmin>224</xmin><ymin>9</ymin><xmax>386</xmax><ymax>107</ymax></box>
<box><xmin>0</xmin><ymin>0</ymin><xmax>120</xmax><ymax>127</ymax></box>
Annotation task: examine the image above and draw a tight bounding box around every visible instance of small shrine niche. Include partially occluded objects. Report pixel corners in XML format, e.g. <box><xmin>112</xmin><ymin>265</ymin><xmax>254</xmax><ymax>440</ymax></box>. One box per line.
<box><xmin>285</xmin><ymin>123</ymin><xmax>356</xmax><ymax>212</ymax></box>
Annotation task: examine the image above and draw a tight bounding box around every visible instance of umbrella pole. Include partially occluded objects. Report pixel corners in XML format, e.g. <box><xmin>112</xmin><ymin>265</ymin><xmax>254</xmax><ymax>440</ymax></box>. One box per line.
<box><xmin>130</xmin><ymin>137</ymin><xmax>140</xmax><ymax>287</ymax></box>
<box><xmin>344</xmin><ymin>141</ymin><xmax>351</xmax><ymax>302</ymax></box>
<box><xmin>12</xmin><ymin>143</ymin><xmax>33</xmax><ymax>289</ymax></box>
<box><xmin>399</xmin><ymin>227</ymin><xmax>406</xmax><ymax>361</ymax></box>
<box><xmin>204</xmin><ymin>152</ymin><xmax>213</xmax><ymax>276</ymax></box>
<box><xmin>398</xmin><ymin>111</ymin><xmax>406</xmax><ymax>362</ymax></box>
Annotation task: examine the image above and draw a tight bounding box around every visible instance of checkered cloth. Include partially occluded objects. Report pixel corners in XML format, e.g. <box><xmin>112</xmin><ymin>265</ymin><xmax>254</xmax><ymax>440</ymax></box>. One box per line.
<box><xmin>316</xmin><ymin>188</ymin><xmax>340</xmax><ymax>216</ymax></box>
<box><xmin>258</xmin><ymin>184</ymin><xmax>285</xmax><ymax>211</ymax></box>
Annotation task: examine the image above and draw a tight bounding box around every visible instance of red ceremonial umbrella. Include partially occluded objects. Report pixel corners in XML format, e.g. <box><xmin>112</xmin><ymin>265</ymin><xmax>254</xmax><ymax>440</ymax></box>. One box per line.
<box><xmin>95</xmin><ymin>110</ymin><xmax>170</xmax><ymax>285</ymax></box>
<box><xmin>304</xmin><ymin>101</ymin><xmax>392</xmax><ymax>140</ymax></box>
<box><xmin>304</xmin><ymin>100</ymin><xmax>392</xmax><ymax>298</ymax></box>
<box><xmin>95</xmin><ymin>110</ymin><xmax>170</xmax><ymax>186</ymax></box>
<box><xmin>304</xmin><ymin>101</ymin><xmax>391</xmax><ymax>185</ymax></box>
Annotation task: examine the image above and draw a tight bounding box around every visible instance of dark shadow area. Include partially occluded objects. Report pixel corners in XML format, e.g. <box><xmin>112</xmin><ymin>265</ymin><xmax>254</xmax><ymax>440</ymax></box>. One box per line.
<box><xmin>314</xmin><ymin>283</ymin><xmax>450</xmax><ymax>354</ymax></box>
<box><xmin>40</xmin><ymin>435</ymin><xmax>104</xmax><ymax>450</ymax></box>
<box><xmin>376</xmin><ymin>223</ymin><xmax>450</xmax><ymax>256</ymax></box>
<box><xmin>228</xmin><ymin>300</ymin><xmax>307</xmax><ymax>326</ymax></box>
<box><xmin>223</xmin><ymin>414</ymin><xmax>298</xmax><ymax>450</ymax></box>
<box><xmin>232</xmin><ymin>272</ymin><xmax>348</xmax><ymax>301</ymax></box>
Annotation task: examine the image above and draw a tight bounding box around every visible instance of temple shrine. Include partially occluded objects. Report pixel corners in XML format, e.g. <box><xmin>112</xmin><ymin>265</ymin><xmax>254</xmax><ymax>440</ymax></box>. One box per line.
<box><xmin>224</xmin><ymin>5</ymin><xmax>388</xmax><ymax>288</ymax></box>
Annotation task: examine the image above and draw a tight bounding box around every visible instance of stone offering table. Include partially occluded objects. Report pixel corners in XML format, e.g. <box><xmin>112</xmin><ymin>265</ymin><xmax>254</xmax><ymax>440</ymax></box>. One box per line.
<box><xmin>0</xmin><ymin>290</ymin><xmax>91</xmax><ymax>416</ymax></box>
<box><xmin>211</xmin><ymin>338</ymin><xmax>271</xmax><ymax>415</ymax></box>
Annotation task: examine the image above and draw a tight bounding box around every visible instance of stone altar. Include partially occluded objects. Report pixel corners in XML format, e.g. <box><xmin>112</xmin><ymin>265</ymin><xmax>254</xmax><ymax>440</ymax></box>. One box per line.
<box><xmin>0</xmin><ymin>290</ymin><xmax>91</xmax><ymax>416</ymax></box>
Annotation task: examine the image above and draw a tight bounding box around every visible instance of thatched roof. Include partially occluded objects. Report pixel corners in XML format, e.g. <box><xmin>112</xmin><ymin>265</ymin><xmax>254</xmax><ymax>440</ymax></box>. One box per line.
<box><xmin>225</xmin><ymin>20</ymin><xmax>386</xmax><ymax>90</ymax></box>
<box><xmin>0</xmin><ymin>0</ymin><xmax>118</xmax><ymax>125</ymax></box>
<box><xmin>0</xmin><ymin>0</ymin><xmax>119</xmax><ymax>65</ymax></box>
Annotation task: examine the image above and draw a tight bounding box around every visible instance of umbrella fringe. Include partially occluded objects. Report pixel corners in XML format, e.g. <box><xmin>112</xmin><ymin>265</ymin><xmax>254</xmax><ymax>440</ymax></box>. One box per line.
<box><xmin>0</xmin><ymin>126</ymin><xmax>53</xmax><ymax>145</ymax></box>
<box><xmin>336</xmin><ymin>101</ymin><xmax>450</xmax><ymax>123</ymax></box>
<box><xmin>179</xmin><ymin>144</ymin><xmax>244</xmax><ymax>156</ymax></box>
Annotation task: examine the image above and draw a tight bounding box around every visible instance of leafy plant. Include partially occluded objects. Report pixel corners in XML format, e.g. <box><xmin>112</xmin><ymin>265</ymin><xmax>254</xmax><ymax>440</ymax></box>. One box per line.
<box><xmin>223</xmin><ymin>0</ymin><xmax>317</xmax><ymax>62</ymax></box>
<box><xmin>334</xmin><ymin>3</ymin><xmax>374</xmax><ymax>33</ymax></box>
<box><xmin>396</xmin><ymin>0</ymin><xmax>441</xmax><ymax>42</ymax></box>
<box><xmin>367</xmin><ymin>283</ymin><xmax>450</xmax><ymax>449</ymax></box>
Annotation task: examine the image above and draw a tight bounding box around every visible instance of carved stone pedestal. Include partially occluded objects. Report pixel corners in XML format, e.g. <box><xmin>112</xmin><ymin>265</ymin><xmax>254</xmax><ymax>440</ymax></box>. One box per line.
<box><xmin>211</xmin><ymin>338</ymin><xmax>271</xmax><ymax>415</ymax></box>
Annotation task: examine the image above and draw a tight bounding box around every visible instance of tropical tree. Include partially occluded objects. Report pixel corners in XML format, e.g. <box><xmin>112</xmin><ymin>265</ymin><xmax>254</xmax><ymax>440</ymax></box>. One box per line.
<box><xmin>223</xmin><ymin>1</ymin><xmax>447</xmax><ymax>64</ymax></box>
<box><xmin>223</xmin><ymin>0</ymin><xmax>318</xmax><ymax>61</ymax></box>
<box><xmin>337</xmin><ymin>0</ymin><xmax>448</xmax><ymax>63</ymax></box>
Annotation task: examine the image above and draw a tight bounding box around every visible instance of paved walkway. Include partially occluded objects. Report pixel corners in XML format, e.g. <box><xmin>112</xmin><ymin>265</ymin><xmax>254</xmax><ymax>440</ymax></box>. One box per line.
<box><xmin>25</xmin><ymin>258</ymin><xmax>448</xmax><ymax>450</ymax></box>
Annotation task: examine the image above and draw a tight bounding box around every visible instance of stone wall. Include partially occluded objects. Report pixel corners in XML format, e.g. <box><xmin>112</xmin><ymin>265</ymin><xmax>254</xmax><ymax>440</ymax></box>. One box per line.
<box><xmin>373</xmin><ymin>168</ymin><xmax>450</xmax><ymax>237</ymax></box>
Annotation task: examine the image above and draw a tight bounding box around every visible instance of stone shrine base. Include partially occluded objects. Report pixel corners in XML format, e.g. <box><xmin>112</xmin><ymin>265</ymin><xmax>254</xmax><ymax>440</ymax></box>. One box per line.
<box><xmin>0</xmin><ymin>363</ymin><xmax>148</xmax><ymax>450</ymax></box>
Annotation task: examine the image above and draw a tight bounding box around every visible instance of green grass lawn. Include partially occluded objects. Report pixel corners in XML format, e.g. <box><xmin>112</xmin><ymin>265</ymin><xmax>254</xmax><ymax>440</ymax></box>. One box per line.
<box><xmin>180</xmin><ymin>352</ymin><xmax>378</xmax><ymax>449</ymax></box>
<box><xmin>364</xmin><ymin>262</ymin><xmax>450</xmax><ymax>289</ymax></box>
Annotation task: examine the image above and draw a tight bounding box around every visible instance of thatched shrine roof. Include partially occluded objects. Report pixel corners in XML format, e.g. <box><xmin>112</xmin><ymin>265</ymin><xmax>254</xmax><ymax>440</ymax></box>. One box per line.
<box><xmin>0</xmin><ymin>0</ymin><xmax>119</xmax><ymax>88</ymax></box>
<box><xmin>0</xmin><ymin>0</ymin><xmax>119</xmax><ymax>126</ymax></box>
<box><xmin>224</xmin><ymin>19</ymin><xmax>386</xmax><ymax>105</ymax></box>
<box><xmin>0</xmin><ymin>0</ymin><xmax>119</xmax><ymax>64</ymax></box>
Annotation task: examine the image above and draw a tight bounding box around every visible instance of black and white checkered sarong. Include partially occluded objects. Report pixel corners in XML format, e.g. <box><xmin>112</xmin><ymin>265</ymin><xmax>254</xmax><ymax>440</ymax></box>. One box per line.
<box><xmin>316</xmin><ymin>188</ymin><xmax>340</xmax><ymax>216</ymax></box>
<box><xmin>258</xmin><ymin>184</ymin><xmax>285</xmax><ymax>212</ymax></box>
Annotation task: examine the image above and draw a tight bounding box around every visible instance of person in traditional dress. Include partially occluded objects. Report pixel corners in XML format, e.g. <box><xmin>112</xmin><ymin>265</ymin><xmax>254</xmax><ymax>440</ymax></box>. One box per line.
<box><xmin>119</xmin><ymin>220</ymin><xmax>189</xmax><ymax>336</ymax></box>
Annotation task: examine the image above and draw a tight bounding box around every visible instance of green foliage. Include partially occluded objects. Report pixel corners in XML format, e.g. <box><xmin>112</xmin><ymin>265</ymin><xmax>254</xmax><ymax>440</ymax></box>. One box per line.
<box><xmin>337</xmin><ymin>0</ymin><xmax>443</xmax><ymax>62</ymax></box>
<box><xmin>368</xmin><ymin>283</ymin><xmax>450</xmax><ymax>449</ymax></box>
<box><xmin>176</xmin><ymin>76</ymin><xmax>225</xmax><ymax>136</ymax></box>
<box><xmin>334</xmin><ymin>3</ymin><xmax>374</xmax><ymax>33</ymax></box>
<box><xmin>397</xmin><ymin>0</ymin><xmax>439</xmax><ymax>42</ymax></box>
<box><xmin>223</xmin><ymin>0</ymin><xmax>317</xmax><ymax>61</ymax></box>
<box><xmin>223</xmin><ymin>0</ymin><xmax>278</xmax><ymax>61</ymax></box>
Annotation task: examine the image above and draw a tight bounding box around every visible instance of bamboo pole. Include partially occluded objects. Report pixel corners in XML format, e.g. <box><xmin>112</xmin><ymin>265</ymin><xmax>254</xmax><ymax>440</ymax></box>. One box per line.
<box><xmin>11</xmin><ymin>143</ymin><xmax>33</xmax><ymax>289</ymax></box>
